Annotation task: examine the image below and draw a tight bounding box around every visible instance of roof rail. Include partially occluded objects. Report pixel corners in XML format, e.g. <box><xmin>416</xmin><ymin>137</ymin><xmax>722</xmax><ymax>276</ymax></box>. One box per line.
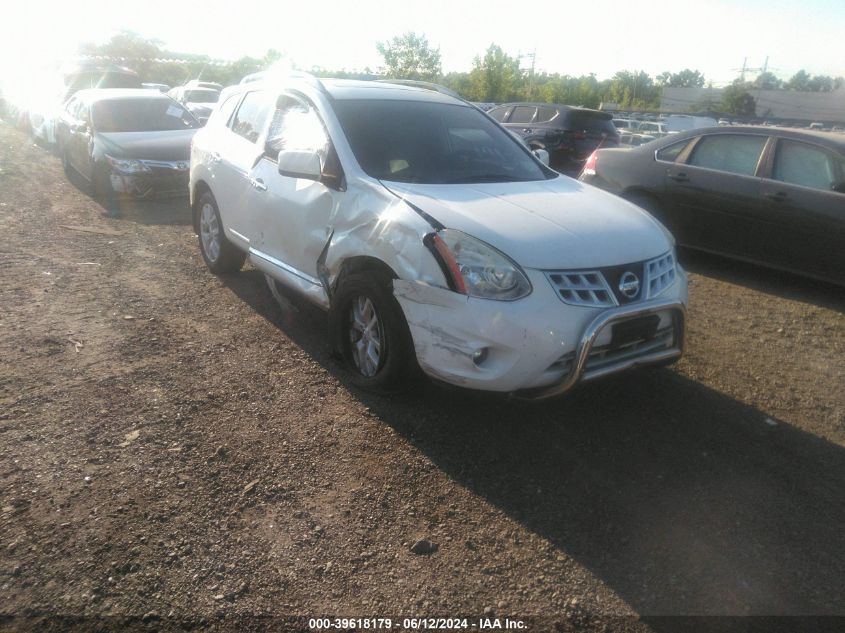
<box><xmin>374</xmin><ymin>79</ymin><xmax>463</xmax><ymax>100</ymax></box>
<box><xmin>241</xmin><ymin>69</ymin><xmax>332</xmax><ymax>99</ymax></box>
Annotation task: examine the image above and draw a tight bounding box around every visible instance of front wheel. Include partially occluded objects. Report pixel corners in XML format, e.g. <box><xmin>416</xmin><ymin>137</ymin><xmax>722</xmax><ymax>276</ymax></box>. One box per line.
<box><xmin>330</xmin><ymin>271</ymin><xmax>418</xmax><ymax>392</ymax></box>
<box><xmin>197</xmin><ymin>191</ymin><xmax>246</xmax><ymax>273</ymax></box>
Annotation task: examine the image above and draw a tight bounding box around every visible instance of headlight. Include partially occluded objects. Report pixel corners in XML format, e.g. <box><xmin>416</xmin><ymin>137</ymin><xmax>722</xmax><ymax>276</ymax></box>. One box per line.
<box><xmin>105</xmin><ymin>155</ymin><xmax>150</xmax><ymax>174</ymax></box>
<box><xmin>426</xmin><ymin>229</ymin><xmax>531</xmax><ymax>301</ymax></box>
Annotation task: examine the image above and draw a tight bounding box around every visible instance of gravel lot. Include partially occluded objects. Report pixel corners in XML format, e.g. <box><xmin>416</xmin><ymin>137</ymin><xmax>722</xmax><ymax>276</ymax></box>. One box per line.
<box><xmin>1</xmin><ymin>122</ymin><xmax>844</xmax><ymax>632</ymax></box>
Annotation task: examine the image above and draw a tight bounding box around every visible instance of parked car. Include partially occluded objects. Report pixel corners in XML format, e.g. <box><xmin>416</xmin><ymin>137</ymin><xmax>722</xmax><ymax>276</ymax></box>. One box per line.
<box><xmin>185</xmin><ymin>79</ymin><xmax>224</xmax><ymax>92</ymax></box>
<box><xmin>579</xmin><ymin>127</ymin><xmax>845</xmax><ymax>285</ymax></box>
<box><xmin>619</xmin><ymin>133</ymin><xmax>657</xmax><ymax>147</ymax></box>
<box><xmin>142</xmin><ymin>83</ymin><xmax>171</xmax><ymax>92</ymax></box>
<box><xmin>189</xmin><ymin>77</ymin><xmax>687</xmax><ymax>398</ymax></box>
<box><xmin>28</xmin><ymin>63</ymin><xmax>141</xmax><ymax>147</ymax></box>
<box><xmin>613</xmin><ymin>118</ymin><xmax>641</xmax><ymax>132</ymax></box>
<box><xmin>636</xmin><ymin>121</ymin><xmax>668</xmax><ymax>137</ymax></box>
<box><xmin>487</xmin><ymin>103</ymin><xmax>620</xmax><ymax>174</ymax></box>
<box><xmin>55</xmin><ymin>89</ymin><xmax>200</xmax><ymax>206</ymax></box>
<box><xmin>168</xmin><ymin>86</ymin><xmax>220</xmax><ymax>124</ymax></box>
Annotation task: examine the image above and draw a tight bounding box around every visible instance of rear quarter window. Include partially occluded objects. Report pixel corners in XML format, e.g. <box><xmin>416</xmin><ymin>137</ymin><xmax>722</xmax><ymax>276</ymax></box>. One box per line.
<box><xmin>655</xmin><ymin>139</ymin><xmax>690</xmax><ymax>162</ymax></box>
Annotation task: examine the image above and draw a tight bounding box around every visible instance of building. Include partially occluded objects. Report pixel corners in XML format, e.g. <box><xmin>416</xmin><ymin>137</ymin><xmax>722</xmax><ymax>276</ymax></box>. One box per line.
<box><xmin>661</xmin><ymin>86</ymin><xmax>845</xmax><ymax>123</ymax></box>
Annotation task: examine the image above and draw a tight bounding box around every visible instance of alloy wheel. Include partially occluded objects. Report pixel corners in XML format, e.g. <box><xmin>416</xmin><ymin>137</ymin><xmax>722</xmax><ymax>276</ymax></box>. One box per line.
<box><xmin>349</xmin><ymin>296</ymin><xmax>383</xmax><ymax>377</ymax></box>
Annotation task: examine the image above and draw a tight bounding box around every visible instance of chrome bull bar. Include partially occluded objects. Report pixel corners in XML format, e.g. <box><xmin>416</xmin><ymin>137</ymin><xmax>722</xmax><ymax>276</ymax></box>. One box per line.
<box><xmin>517</xmin><ymin>298</ymin><xmax>687</xmax><ymax>400</ymax></box>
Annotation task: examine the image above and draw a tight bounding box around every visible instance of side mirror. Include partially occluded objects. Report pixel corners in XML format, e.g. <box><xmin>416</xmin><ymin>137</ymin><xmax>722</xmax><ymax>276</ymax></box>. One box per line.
<box><xmin>277</xmin><ymin>149</ymin><xmax>322</xmax><ymax>180</ymax></box>
<box><xmin>832</xmin><ymin>181</ymin><xmax>845</xmax><ymax>194</ymax></box>
<box><xmin>533</xmin><ymin>148</ymin><xmax>550</xmax><ymax>166</ymax></box>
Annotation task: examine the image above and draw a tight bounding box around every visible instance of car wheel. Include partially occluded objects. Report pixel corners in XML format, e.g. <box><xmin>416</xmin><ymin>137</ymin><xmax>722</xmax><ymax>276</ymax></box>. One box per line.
<box><xmin>60</xmin><ymin>147</ymin><xmax>72</xmax><ymax>175</ymax></box>
<box><xmin>93</xmin><ymin>165</ymin><xmax>118</xmax><ymax>214</ymax></box>
<box><xmin>197</xmin><ymin>192</ymin><xmax>246</xmax><ymax>273</ymax></box>
<box><xmin>331</xmin><ymin>271</ymin><xmax>417</xmax><ymax>392</ymax></box>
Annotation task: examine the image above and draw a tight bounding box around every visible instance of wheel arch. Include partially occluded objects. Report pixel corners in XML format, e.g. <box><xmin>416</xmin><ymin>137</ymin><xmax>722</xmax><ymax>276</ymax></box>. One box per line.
<box><xmin>331</xmin><ymin>256</ymin><xmax>399</xmax><ymax>295</ymax></box>
<box><xmin>191</xmin><ymin>180</ymin><xmax>213</xmax><ymax>234</ymax></box>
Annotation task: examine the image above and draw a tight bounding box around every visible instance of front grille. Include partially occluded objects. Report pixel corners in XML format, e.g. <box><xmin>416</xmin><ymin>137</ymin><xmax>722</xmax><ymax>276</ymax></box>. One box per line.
<box><xmin>544</xmin><ymin>271</ymin><xmax>616</xmax><ymax>308</ymax></box>
<box><xmin>645</xmin><ymin>251</ymin><xmax>676</xmax><ymax>298</ymax></box>
<box><xmin>544</xmin><ymin>250</ymin><xmax>677</xmax><ymax>308</ymax></box>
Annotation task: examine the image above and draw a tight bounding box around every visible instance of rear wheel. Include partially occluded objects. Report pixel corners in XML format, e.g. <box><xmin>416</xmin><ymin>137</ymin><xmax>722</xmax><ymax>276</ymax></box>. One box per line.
<box><xmin>330</xmin><ymin>271</ymin><xmax>418</xmax><ymax>392</ymax></box>
<box><xmin>197</xmin><ymin>192</ymin><xmax>246</xmax><ymax>273</ymax></box>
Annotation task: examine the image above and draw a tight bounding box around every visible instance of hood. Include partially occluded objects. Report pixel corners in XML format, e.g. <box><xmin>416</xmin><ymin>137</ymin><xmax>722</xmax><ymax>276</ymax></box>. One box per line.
<box><xmin>383</xmin><ymin>177</ymin><xmax>672</xmax><ymax>270</ymax></box>
<box><xmin>96</xmin><ymin>129</ymin><xmax>196</xmax><ymax>161</ymax></box>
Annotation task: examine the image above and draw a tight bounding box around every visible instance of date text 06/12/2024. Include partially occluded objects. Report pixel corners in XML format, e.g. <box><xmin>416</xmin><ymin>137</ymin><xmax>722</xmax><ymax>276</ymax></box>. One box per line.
<box><xmin>308</xmin><ymin>617</ymin><xmax>528</xmax><ymax>630</ymax></box>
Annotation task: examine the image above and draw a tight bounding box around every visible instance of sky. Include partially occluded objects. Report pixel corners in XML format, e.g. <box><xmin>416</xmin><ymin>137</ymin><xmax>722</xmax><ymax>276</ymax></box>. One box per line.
<box><xmin>1</xmin><ymin>0</ymin><xmax>844</xmax><ymax>89</ymax></box>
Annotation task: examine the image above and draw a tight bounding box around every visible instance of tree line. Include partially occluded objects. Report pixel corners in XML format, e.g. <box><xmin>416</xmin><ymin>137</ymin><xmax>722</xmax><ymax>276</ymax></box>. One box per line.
<box><xmin>79</xmin><ymin>31</ymin><xmax>844</xmax><ymax>116</ymax></box>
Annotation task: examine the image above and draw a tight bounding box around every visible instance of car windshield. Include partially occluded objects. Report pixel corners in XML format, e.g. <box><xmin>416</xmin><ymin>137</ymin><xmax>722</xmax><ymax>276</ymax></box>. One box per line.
<box><xmin>92</xmin><ymin>98</ymin><xmax>200</xmax><ymax>133</ymax></box>
<box><xmin>332</xmin><ymin>99</ymin><xmax>552</xmax><ymax>184</ymax></box>
<box><xmin>184</xmin><ymin>89</ymin><xmax>219</xmax><ymax>103</ymax></box>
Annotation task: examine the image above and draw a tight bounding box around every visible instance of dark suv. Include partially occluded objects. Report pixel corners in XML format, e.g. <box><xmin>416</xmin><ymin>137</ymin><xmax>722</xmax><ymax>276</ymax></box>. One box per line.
<box><xmin>488</xmin><ymin>103</ymin><xmax>619</xmax><ymax>174</ymax></box>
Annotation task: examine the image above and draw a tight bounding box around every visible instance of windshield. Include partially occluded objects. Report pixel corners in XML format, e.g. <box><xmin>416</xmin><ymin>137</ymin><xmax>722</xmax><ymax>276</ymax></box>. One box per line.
<box><xmin>332</xmin><ymin>99</ymin><xmax>552</xmax><ymax>184</ymax></box>
<box><xmin>92</xmin><ymin>98</ymin><xmax>200</xmax><ymax>133</ymax></box>
<box><xmin>184</xmin><ymin>89</ymin><xmax>219</xmax><ymax>103</ymax></box>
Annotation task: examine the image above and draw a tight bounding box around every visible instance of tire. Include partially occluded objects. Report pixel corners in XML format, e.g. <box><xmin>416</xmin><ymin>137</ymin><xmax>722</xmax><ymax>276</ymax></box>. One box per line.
<box><xmin>330</xmin><ymin>271</ymin><xmax>418</xmax><ymax>392</ymax></box>
<box><xmin>196</xmin><ymin>191</ymin><xmax>246</xmax><ymax>273</ymax></box>
<box><xmin>92</xmin><ymin>164</ymin><xmax>116</xmax><ymax>209</ymax></box>
<box><xmin>60</xmin><ymin>146</ymin><xmax>72</xmax><ymax>176</ymax></box>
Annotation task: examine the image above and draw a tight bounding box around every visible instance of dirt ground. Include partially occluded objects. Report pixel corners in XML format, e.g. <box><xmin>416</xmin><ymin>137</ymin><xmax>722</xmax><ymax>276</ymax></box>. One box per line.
<box><xmin>1</xmin><ymin>121</ymin><xmax>844</xmax><ymax>632</ymax></box>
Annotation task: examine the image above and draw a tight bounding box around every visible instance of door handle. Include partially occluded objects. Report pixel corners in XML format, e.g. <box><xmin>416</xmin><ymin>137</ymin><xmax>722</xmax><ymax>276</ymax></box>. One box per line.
<box><xmin>668</xmin><ymin>172</ymin><xmax>689</xmax><ymax>182</ymax></box>
<box><xmin>250</xmin><ymin>177</ymin><xmax>267</xmax><ymax>192</ymax></box>
<box><xmin>764</xmin><ymin>191</ymin><xmax>788</xmax><ymax>202</ymax></box>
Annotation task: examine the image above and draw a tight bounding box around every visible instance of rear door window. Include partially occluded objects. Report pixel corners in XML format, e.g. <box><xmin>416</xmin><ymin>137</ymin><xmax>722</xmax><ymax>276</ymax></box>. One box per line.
<box><xmin>687</xmin><ymin>134</ymin><xmax>767</xmax><ymax>176</ymax></box>
<box><xmin>772</xmin><ymin>139</ymin><xmax>845</xmax><ymax>192</ymax></box>
<box><xmin>509</xmin><ymin>106</ymin><xmax>536</xmax><ymax>124</ymax></box>
<box><xmin>230</xmin><ymin>91</ymin><xmax>272</xmax><ymax>144</ymax></box>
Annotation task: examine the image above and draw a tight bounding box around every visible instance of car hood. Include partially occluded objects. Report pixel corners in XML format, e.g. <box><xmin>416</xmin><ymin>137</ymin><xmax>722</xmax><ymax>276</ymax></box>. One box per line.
<box><xmin>383</xmin><ymin>177</ymin><xmax>672</xmax><ymax>269</ymax></box>
<box><xmin>96</xmin><ymin>129</ymin><xmax>197</xmax><ymax>161</ymax></box>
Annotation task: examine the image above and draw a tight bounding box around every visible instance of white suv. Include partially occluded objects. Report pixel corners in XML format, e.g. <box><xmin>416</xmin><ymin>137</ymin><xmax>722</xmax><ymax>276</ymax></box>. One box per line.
<box><xmin>189</xmin><ymin>76</ymin><xmax>688</xmax><ymax>398</ymax></box>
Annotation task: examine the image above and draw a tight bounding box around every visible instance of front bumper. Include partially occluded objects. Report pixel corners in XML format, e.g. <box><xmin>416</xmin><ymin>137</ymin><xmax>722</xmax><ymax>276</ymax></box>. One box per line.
<box><xmin>109</xmin><ymin>161</ymin><xmax>189</xmax><ymax>198</ymax></box>
<box><xmin>394</xmin><ymin>267</ymin><xmax>687</xmax><ymax>397</ymax></box>
<box><xmin>515</xmin><ymin>298</ymin><xmax>685</xmax><ymax>400</ymax></box>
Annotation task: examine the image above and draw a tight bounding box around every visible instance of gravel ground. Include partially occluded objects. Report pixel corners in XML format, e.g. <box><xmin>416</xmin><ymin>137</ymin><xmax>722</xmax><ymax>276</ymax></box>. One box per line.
<box><xmin>1</xmin><ymin>122</ymin><xmax>844</xmax><ymax>632</ymax></box>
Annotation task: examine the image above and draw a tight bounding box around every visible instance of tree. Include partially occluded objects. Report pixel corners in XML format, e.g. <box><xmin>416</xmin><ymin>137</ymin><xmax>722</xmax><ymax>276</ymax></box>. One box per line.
<box><xmin>376</xmin><ymin>32</ymin><xmax>441</xmax><ymax>81</ymax></box>
<box><xmin>657</xmin><ymin>69</ymin><xmax>706</xmax><ymax>88</ymax></box>
<box><xmin>607</xmin><ymin>71</ymin><xmax>659</xmax><ymax>110</ymax></box>
<box><xmin>466</xmin><ymin>44</ymin><xmax>523</xmax><ymax>102</ymax></box>
<box><xmin>807</xmin><ymin>75</ymin><xmax>834</xmax><ymax>92</ymax></box>
<box><xmin>753</xmin><ymin>71</ymin><xmax>781</xmax><ymax>90</ymax></box>
<box><xmin>786</xmin><ymin>70</ymin><xmax>811</xmax><ymax>91</ymax></box>
<box><xmin>721</xmin><ymin>81</ymin><xmax>756</xmax><ymax>115</ymax></box>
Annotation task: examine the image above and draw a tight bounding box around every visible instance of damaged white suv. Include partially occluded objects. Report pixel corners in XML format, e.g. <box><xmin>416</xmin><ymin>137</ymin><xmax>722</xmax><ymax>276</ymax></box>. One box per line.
<box><xmin>190</xmin><ymin>76</ymin><xmax>688</xmax><ymax>398</ymax></box>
